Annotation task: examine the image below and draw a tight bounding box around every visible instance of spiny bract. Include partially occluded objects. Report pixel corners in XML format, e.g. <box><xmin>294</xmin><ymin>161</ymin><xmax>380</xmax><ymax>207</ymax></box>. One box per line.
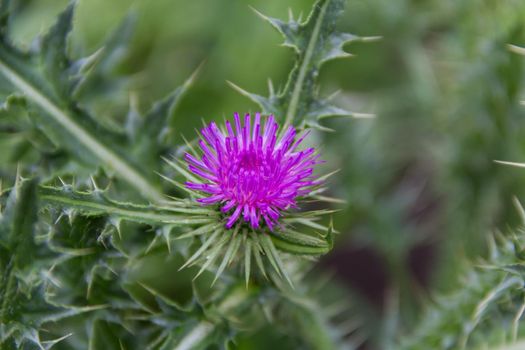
<box><xmin>185</xmin><ymin>113</ymin><xmax>320</xmax><ymax>230</ymax></box>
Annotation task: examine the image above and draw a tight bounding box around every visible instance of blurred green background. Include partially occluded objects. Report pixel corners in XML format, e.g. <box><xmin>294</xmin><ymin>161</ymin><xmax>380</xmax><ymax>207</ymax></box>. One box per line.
<box><xmin>6</xmin><ymin>0</ymin><xmax>525</xmax><ymax>348</ymax></box>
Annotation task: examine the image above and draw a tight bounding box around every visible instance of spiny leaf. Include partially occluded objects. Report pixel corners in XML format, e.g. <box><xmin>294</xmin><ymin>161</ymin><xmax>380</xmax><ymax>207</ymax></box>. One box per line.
<box><xmin>40</xmin><ymin>1</ymin><xmax>75</xmax><ymax>96</ymax></box>
<box><xmin>232</xmin><ymin>0</ymin><xmax>377</xmax><ymax>130</ymax></box>
<box><xmin>0</xmin><ymin>3</ymin><xmax>200</xmax><ymax>203</ymax></box>
<box><xmin>0</xmin><ymin>177</ymin><xmax>39</xmax><ymax>268</ymax></box>
<box><xmin>72</xmin><ymin>14</ymin><xmax>136</xmax><ymax>99</ymax></box>
<box><xmin>400</xmin><ymin>231</ymin><xmax>525</xmax><ymax>349</ymax></box>
<box><xmin>40</xmin><ymin>181</ymin><xmax>332</xmax><ymax>288</ymax></box>
<box><xmin>39</xmin><ymin>185</ymin><xmax>215</xmax><ymax>226</ymax></box>
<box><xmin>0</xmin><ymin>31</ymin><xmax>162</xmax><ymax>201</ymax></box>
<box><xmin>0</xmin><ymin>179</ymin><xmax>100</xmax><ymax>348</ymax></box>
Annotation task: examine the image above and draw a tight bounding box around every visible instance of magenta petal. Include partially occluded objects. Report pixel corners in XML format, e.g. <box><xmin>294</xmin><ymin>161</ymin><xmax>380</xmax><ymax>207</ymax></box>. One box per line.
<box><xmin>184</xmin><ymin>113</ymin><xmax>319</xmax><ymax>230</ymax></box>
<box><xmin>226</xmin><ymin>206</ymin><xmax>242</xmax><ymax>228</ymax></box>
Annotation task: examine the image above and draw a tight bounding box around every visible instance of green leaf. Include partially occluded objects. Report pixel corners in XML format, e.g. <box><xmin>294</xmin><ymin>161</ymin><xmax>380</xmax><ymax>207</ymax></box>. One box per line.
<box><xmin>39</xmin><ymin>184</ymin><xmax>215</xmax><ymax>227</ymax></box>
<box><xmin>0</xmin><ymin>178</ymin><xmax>97</xmax><ymax>348</ymax></box>
<box><xmin>232</xmin><ymin>0</ymin><xmax>378</xmax><ymax>130</ymax></box>
<box><xmin>0</xmin><ymin>36</ymin><xmax>162</xmax><ymax>202</ymax></box>
<box><xmin>401</xmin><ymin>231</ymin><xmax>525</xmax><ymax>349</ymax></box>
<box><xmin>40</xmin><ymin>1</ymin><xmax>75</xmax><ymax>97</ymax></box>
<box><xmin>72</xmin><ymin>14</ymin><xmax>136</xmax><ymax>99</ymax></box>
<box><xmin>0</xmin><ymin>177</ymin><xmax>39</xmax><ymax>268</ymax></box>
<box><xmin>0</xmin><ymin>3</ymin><xmax>199</xmax><ymax>203</ymax></box>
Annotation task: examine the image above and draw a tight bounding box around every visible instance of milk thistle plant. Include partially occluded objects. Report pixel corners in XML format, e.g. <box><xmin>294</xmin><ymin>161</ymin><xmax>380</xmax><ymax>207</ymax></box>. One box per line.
<box><xmin>0</xmin><ymin>0</ymin><xmax>371</xmax><ymax>348</ymax></box>
<box><xmin>3</xmin><ymin>0</ymin><xmax>525</xmax><ymax>349</ymax></box>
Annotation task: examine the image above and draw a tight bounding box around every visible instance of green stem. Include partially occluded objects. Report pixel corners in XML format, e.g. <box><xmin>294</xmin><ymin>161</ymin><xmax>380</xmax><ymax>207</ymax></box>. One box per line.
<box><xmin>39</xmin><ymin>186</ymin><xmax>214</xmax><ymax>226</ymax></box>
<box><xmin>282</xmin><ymin>0</ymin><xmax>330</xmax><ymax>132</ymax></box>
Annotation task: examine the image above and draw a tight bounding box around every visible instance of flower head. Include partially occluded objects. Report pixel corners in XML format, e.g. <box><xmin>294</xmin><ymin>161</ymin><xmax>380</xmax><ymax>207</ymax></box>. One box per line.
<box><xmin>185</xmin><ymin>113</ymin><xmax>320</xmax><ymax>230</ymax></box>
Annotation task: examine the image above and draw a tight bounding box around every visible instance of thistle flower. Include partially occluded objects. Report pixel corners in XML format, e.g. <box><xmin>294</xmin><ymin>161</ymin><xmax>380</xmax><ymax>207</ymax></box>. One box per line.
<box><xmin>184</xmin><ymin>113</ymin><xmax>320</xmax><ymax>230</ymax></box>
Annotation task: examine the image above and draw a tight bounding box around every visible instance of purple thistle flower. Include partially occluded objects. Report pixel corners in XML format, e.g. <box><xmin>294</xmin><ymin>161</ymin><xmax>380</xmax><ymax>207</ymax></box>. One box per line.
<box><xmin>184</xmin><ymin>112</ymin><xmax>320</xmax><ymax>230</ymax></box>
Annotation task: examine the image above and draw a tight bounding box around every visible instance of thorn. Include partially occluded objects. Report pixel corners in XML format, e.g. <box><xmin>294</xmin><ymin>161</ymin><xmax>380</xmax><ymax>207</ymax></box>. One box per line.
<box><xmin>184</xmin><ymin>60</ymin><xmax>206</xmax><ymax>89</ymax></box>
<box><xmin>15</xmin><ymin>163</ymin><xmax>21</xmax><ymax>188</ymax></box>
<box><xmin>486</xmin><ymin>233</ymin><xmax>498</xmax><ymax>261</ymax></box>
<box><xmin>200</xmin><ymin>117</ymin><xmax>208</xmax><ymax>129</ymax></box>
<box><xmin>110</xmin><ymin>218</ymin><xmax>122</xmax><ymax>240</ymax></box>
<box><xmin>65</xmin><ymin>209</ymin><xmax>75</xmax><ymax>226</ymax></box>
<box><xmin>249</xmin><ymin>6</ymin><xmax>267</xmax><ymax>21</ymax></box>
<box><xmin>325</xmin><ymin>90</ymin><xmax>341</xmax><ymax>102</ymax></box>
<box><xmin>508</xmin><ymin>44</ymin><xmax>525</xmax><ymax>56</ymax></box>
<box><xmin>54</xmin><ymin>213</ymin><xmax>65</xmax><ymax>225</ymax></box>
<box><xmin>288</xmin><ymin>7</ymin><xmax>294</xmax><ymax>22</ymax></box>
<box><xmin>494</xmin><ymin>160</ymin><xmax>525</xmax><ymax>168</ymax></box>
<box><xmin>97</xmin><ymin>233</ymin><xmax>108</xmax><ymax>249</ymax></box>
<box><xmin>312</xmin><ymin>195</ymin><xmax>347</xmax><ymax>204</ymax></box>
<box><xmin>42</xmin><ymin>267</ymin><xmax>62</xmax><ymax>289</ymax></box>
<box><xmin>181</xmin><ymin>134</ymin><xmax>198</xmax><ymax>155</ymax></box>
<box><xmin>74</xmin><ymin>46</ymin><xmax>105</xmax><ymax>75</ymax></box>
<box><xmin>86</xmin><ymin>273</ymin><xmax>95</xmax><ymax>299</ymax></box>
<box><xmin>226</xmin><ymin>80</ymin><xmax>248</xmax><ymax>95</ymax></box>
<box><xmin>41</xmin><ymin>333</ymin><xmax>73</xmax><ymax>348</ymax></box>
<box><xmin>308</xmin><ymin>122</ymin><xmax>335</xmax><ymax>133</ymax></box>
<box><xmin>104</xmin><ymin>262</ymin><xmax>118</xmax><ymax>276</ymax></box>
<box><xmin>58</xmin><ymin>176</ymin><xmax>67</xmax><ymax>187</ymax></box>
<box><xmin>317</xmin><ymin>112</ymin><xmax>376</xmax><ymax>120</ymax></box>
<box><xmin>145</xmin><ymin>234</ymin><xmax>159</xmax><ymax>255</ymax></box>
<box><xmin>360</xmin><ymin>35</ymin><xmax>382</xmax><ymax>42</ymax></box>
<box><xmin>90</xmin><ymin>176</ymin><xmax>100</xmax><ymax>192</ymax></box>
<box><xmin>162</xmin><ymin>226</ymin><xmax>172</xmax><ymax>254</ymax></box>
<box><xmin>352</xmin><ymin>113</ymin><xmax>376</xmax><ymax>119</ymax></box>
<box><xmin>267</xmin><ymin>78</ymin><xmax>275</xmax><ymax>96</ymax></box>
<box><xmin>226</xmin><ymin>80</ymin><xmax>265</xmax><ymax>104</ymax></box>
<box><xmin>129</xmin><ymin>91</ymin><xmax>140</xmax><ymax>112</ymax></box>
<box><xmin>513</xmin><ymin>196</ymin><xmax>525</xmax><ymax>225</ymax></box>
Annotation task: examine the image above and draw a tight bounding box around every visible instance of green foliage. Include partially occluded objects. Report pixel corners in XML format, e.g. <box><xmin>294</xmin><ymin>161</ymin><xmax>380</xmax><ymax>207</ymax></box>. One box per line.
<box><xmin>401</xmin><ymin>226</ymin><xmax>525</xmax><ymax>349</ymax></box>
<box><xmin>0</xmin><ymin>178</ymin><xmax>101</xmax><ymax>349</ymax></box>
<box><xmin>0</xmin><ymin>0</ymin><xmax>198</xmax><ymax>202</ymax></box>
<box><xmin>3</xmin><ymin>0</ymin><xmax>525</xmax><ymax>348</ymax></box>
<box><xmin>0</xmin><ymin>0</ymin><xmax>356</xmax><ymax>349</ymax></box>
